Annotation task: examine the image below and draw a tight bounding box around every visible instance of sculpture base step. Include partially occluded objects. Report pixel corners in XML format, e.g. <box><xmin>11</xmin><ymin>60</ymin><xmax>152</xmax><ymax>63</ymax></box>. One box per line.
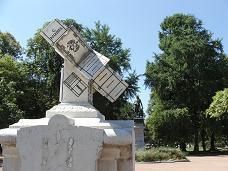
<box><xmin>46</xmin><ymin>102</ymin><xmax>105</xmax><ymax>120</ymax></box>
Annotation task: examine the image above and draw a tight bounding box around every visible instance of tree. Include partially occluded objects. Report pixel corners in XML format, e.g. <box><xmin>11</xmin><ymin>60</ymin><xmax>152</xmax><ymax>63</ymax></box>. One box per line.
<box><xmin>0</xmin><ymin>31</ymin><xmax>22</xmax><ymax>58</ymax></box>
<box><xmin>207</xmin><ymin>88</ymin><xmax>228</xmax><ymax>118</ymax></box>
<box><xmin>206</xmin><ymin>88</ymin><xmax>228</xmax><ymax>150</ymax></box>
<box><xmin>145</xmin><ymin>14</ymin><xmax>226</xmax><ymax>152</ymax></box>
<box><xmin>0</xmin><ymin>32</ymin><xmax>25</xmax><ymax>128</ymax></box>
<box><xmin>147</xmin><ymin>107</ymin><xmax>192</xmax><ymax>151</ymax></box>
<box><xmin>0</xmin><ymin>55</ymin><xmax>25</xmax><ymax>128</ymax></box>
<box><xmin>83</xmin><ymin>21</ymin><xmax>131</xmax><ymax>74</ymax></box>
<box><xmin>146</xmin><ymin>91</ymin><xmax>193</xmax><ymax>151</ymax></box>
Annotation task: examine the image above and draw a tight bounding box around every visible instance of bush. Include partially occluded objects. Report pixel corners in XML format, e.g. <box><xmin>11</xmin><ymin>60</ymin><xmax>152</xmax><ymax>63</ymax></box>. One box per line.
<box><xmin>135</xmin><ymin>147</ymin><xmax>186</xmax><ymax>162</ymax></box>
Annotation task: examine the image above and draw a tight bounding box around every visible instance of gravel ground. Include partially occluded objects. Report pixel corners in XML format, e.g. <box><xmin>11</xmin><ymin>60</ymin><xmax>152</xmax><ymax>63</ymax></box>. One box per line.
<box><xmin>1</xmin><ymin>156</ymin><xmax>228</xmax><ymax>171</ymax></box>
<box><xmin>135</xmin><ymin>155</ymin><xmax>228</xmax><ymax>171</ymax></box>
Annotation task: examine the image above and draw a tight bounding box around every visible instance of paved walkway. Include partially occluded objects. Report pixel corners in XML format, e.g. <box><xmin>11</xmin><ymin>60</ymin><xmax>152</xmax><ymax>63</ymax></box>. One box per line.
<box><xmin>0</xmin><ymin>156</ymin><xmax>228</xmax><ymax>171</ymax></box>
<box><xmin>136</xmin><ymin>156</ymin><xmax>228</xmax><ymax>171</ymax></box>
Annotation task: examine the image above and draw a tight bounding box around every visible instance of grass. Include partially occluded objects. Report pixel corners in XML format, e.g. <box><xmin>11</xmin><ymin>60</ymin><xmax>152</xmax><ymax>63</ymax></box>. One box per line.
<box><xmin>135</xmin><ymin>147</ymin><xmax>187</xmax><ymax>162</ymax></box>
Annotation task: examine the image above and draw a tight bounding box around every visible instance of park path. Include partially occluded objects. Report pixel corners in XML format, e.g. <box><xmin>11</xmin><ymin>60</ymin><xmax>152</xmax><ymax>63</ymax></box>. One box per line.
<box><xmin>136</xmin><ymin>155</ymin><xmax>228</xmax><ymax>171</ymax></box>
<box><xmin>0</xmin><ymin>156</ymin><xmax>228</xmax><ymax>171</ymax></box>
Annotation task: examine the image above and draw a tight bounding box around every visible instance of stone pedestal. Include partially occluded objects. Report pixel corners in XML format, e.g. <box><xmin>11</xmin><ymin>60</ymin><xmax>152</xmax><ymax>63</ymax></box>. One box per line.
<box><xmin>0</xmin><ymin>103</ymin><xmax>135</xmax><ymax>171</ymax></box>
<box><xmin>134</xmin><ymin>118</ymin><xmax>145</xmax><ymax>149</ymax></box>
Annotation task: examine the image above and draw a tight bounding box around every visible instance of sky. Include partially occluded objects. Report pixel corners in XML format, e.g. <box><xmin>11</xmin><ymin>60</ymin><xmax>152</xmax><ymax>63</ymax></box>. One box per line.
<box><xmin>1</xmin><ymin>0</ymin><xmax>228</xmax><ymax>114</ymax></box>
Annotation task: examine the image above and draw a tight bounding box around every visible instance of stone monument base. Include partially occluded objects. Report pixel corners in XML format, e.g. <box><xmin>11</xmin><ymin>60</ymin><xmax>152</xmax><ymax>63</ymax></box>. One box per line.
<box><xmin>46</xmin><ymin>102</ymin><xmax>105</xmax><ymax>119</ymax></box>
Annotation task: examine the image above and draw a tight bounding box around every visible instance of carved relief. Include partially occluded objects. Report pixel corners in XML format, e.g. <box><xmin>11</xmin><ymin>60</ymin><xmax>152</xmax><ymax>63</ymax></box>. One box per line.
<box><xmin>67</xmin><ymin>39</ymin><xmax>80</xmax><ymax>53</ymax></box>
<box><xmin>63</xmin><ymin>72</ymin><xmax>87</xmax><ymax>97</ymax></box>
<box><xmin>41</xmin><ymin>137</ymin><xmax>49</xmax><ymax>167</ymax></box>
<box><xmin>55</xmin><ymin>130</ymin><xmax>61</xmax><ymax>144</ymax></box>
<box><xmin>66</xmin><ymin>137</ymin><xmax>74</xmax><ymax>168</ymax></box>
<box><xmin>42</xmin><ymin>137</ymin><xmax>48</xmax><ymax>148</ymax></box>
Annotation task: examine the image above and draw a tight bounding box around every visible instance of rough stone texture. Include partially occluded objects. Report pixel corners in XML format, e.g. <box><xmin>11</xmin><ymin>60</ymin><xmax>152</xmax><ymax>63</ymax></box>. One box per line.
<box><xmin>0</xmin><ymin>115</ymin><xmax>135</xmax><ymax>171</ymax></box>
<box><xmin>134</xmin><ymin>119</ymin><xmax>145</xmax><ymax>149</ymax></box>
<box><xmin>1</xmin><ymin>145</ymin><xmax>20</xmax><ymax>171</ymax></box>
<box><xmin>46</xmin><ymin>102</ymin><xmax>105</xmax><ymax>119</ymax></box>
<box><xmin>2</xmin><ymin>155</ymin><xmax>228</xmax><ymax>171</ymax></box>
<box><xmin>59</xmin><ymin>60</ymin><xmax>93</xmax><ymax>104</ymax></box>
<box><xmin>17</xmin><ymin>115</ymin><xmax>103</xmax><ymax>171</ymax></box>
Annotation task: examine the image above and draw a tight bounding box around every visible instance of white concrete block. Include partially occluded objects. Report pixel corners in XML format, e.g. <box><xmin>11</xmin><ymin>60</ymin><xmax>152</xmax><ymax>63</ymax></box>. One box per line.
<box><xmin>17</xmin><ymin>115</ymin><xmax>104</xmax><ymax>171</ymax></box>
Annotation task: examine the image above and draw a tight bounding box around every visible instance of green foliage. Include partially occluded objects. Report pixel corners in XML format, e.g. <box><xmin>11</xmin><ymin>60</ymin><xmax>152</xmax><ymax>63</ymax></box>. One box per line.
<box><xmin>135</xmin><ymin>147</ymin><xmax>186</xmax><ymax>162</ymax></box>
<box><xmin>207</xmin><ymin>89</ymin><xmax>228</xmax><ymax>118</ymax></box>
<box><xmin>119</xmin><ymin>102</ymin><xmax>134</xmax><ymax>119</ymax></box>
<box><xmin>0</xmin><ymin>55</ymin><xmax>25</xmax><ymax>128</ymax></box>
<box><xmin>145</xmin><ymin>13</ymin><xmax>225</xmax><ymax>109</ymax></box>
<box><xmin>0</xmin><ymin>31</ymin><xmax>22</xmax><ymax>58</ymax></box>
<box><xmin>83</xmin><ymin>21</ymin><xmax>140</xmax><ymax>119</ymax></box>
<box><xmin>83</xmin><ymin>22</ymin><xmax>139</xmax><ymax>119</ymax></box>
<box><xmin>83</xmin><ymin>21</ymin><xmax>131</xmax><ymax>74</ymax></box>
<box><xmin>145</xmin><ymin>13</ymin><xmax>226</xmax><ymax>151</ymax></box>
<box><xmin>147</xmin><ymin>107</ymin><xmax>192</xmax><ymax>144</ymax></box>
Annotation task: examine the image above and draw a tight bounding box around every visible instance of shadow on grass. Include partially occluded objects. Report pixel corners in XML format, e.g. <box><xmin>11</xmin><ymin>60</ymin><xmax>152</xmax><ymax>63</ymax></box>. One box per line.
<box><xmin>187</xmin><ymin>149</ymin><xmax>228</xmax><ymax>156</ymax></box>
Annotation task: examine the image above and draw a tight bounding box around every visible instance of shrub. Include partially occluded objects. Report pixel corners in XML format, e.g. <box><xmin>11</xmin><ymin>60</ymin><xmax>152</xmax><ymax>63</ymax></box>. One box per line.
<box><xmin>135</xmin><ymin>147</ymin><xmax>186</xmax><ymax>162</ymax></box>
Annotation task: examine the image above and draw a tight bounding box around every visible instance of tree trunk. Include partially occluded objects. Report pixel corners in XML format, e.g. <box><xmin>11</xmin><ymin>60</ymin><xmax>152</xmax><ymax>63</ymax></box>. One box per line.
<box><xmin>180</xmin><ymin>142</ymin><xmax>186</xmax><ymax>152</ymax></box>
<box><xmin>210</xmin><ymin>132</ymin><xmax>216</xmax><ymax>151</ymax></box>
<box><xmin>0</xmin><ymin>144</ymin><xmax>2</xmax><ymax>155</ymax></box>
<box><xmin>201</xmin><ymin>129</ymin><xmax>206</xmax><ymax>152</ymax></box>
<box><xmin>194</xmin><ymin>130</ymin><xmax>199</xmax><ymax>152</ymax></box>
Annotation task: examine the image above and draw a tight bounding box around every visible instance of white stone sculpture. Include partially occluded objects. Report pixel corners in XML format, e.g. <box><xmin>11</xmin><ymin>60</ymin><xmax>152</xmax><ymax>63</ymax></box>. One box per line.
<box><xmin>0</xmin><ymin>19</ymin><xmax>135</xmax><ymax>171</ymax></box>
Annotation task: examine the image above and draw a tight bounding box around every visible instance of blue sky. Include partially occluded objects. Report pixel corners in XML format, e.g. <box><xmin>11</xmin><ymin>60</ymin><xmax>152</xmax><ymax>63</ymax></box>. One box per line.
<box><xmin>1</xmin><ymin>0</ymin><xmax>228</xmax><ymax>114</ymax></box>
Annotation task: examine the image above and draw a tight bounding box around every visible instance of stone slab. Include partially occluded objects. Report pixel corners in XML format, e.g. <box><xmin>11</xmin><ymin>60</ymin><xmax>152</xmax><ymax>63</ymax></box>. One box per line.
<box><xmin>17</xmin><ymin>115</ymin><xmax>104</xmax><ymax>171</ymax></box>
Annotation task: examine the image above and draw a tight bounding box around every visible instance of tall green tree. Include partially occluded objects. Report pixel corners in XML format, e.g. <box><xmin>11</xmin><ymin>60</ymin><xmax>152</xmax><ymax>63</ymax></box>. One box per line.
<box><xmin>207</xmin><ymin>88</ymin><xmax>228</xmax><ymax>118</ymax></box>
<box><xmin>0</xmin><ymin>32</ymin><xmax>25</xmax><ymax>128</ymax></box>
<box><xmin>0</xmin><ymin>31</ymin><xmax>22</xmax><ymax>58</ymax></box>
<box><xmin>146</xmin><ymin>90</ymin><xmax>193</xmax><ymax>151</ymax></box>
<box><xmin>206</xmin><ymin>88</ymin><xmax>228</xmax><ymax>150</ymax></box>
<box><xmin>145</xmin><ymin>14</ymin><xmax>226</xmax><ymax>151</ymax></box>
<box><xmin>0</xmin><ymin>55</ymin><xmax>25</xmax><ymax>128</ymax></box>
<box><xmin>147</xmin><ymin>107</ymin><xmax>192</xmax><ymax>151</ymax></box>
<box><xmin>206</xmin><ymin>56</ymin><xmax>228</xmax><ymax>150</ymax></box>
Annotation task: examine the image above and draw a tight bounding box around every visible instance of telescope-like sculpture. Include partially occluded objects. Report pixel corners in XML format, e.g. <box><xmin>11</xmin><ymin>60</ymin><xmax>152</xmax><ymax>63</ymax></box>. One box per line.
<box><xmin>41</xmin><ymin>19</ymin><xmax>128</xmax><ymax>103</ymax></box>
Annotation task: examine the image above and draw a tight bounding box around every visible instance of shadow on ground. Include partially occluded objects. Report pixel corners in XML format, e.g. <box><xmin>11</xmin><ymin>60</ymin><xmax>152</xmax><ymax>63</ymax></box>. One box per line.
<box><xmin>187</xmin><ymin>149</ymin><xmax>228</xmax><ymax>156</ymax></box>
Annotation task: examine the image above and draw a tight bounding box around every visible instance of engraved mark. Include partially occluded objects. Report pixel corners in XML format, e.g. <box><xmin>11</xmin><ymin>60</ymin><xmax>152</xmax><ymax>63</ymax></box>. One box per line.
<box><xmin>63</xmin><ymin>72</ymin><xmax>87</xmax><ymax>97</ymax></box>
<box><xmin>67</xmin><ymin>39</ymin><xmax>80</xmax><ymax>53</ymax></box>
<box><xmin>66</xmin><ymin>137</ymin><xmax>74</xmax><ymax>168</ymax></box>
<box><xmin>42</xmin><ymin>137</ymin><xmax>48</xmax><ymax>148</ymax></box>
<box><xmin>56</xmin><ymin>130</ymin><xmax>61</xmax><ymax>144</ymax></box>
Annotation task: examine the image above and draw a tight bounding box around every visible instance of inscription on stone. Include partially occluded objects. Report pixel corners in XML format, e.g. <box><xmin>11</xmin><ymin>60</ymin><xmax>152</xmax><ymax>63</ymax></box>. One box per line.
<box><xmin>66</xmin><ymin>137</ymin><xmax>74</xmax><ymax>168</ymax></box>
<box><xmin>63</xmin><ymin>72</ymin><xmax>87</xmax><ymax>97</ymax></box>
<box><xmin>67</xmin><ymin>39</ymin><xmax>80</xmax><ymax>52</ymax></box>
<box><xmin>40</xmin><ymin>20</ymin><xmax>67</xmax><ymax>45</ymax></box>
